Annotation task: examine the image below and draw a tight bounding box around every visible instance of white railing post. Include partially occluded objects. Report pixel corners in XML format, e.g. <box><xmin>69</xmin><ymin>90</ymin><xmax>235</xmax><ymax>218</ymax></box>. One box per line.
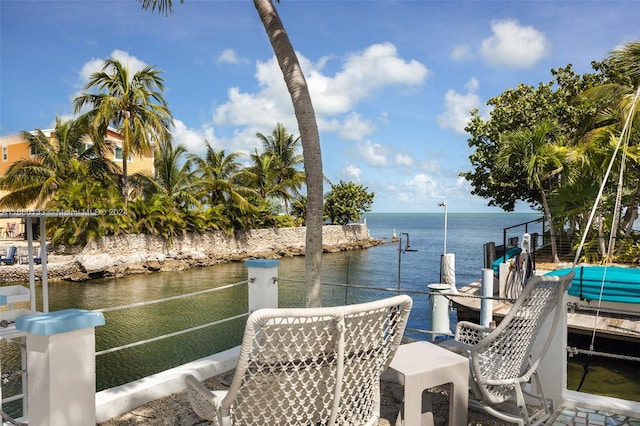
<box><xmin>245</xmin><ymin>259</ymin><xmax>279</xmax><ymax>312</ymax></box>
<box><xmin>428</xmin><ymin>283</ymin><xmax>451</xmax><ymax>341</ymax></box>
<box><xmin>16</xmin><ymin>309</ymin><xmax>105</xmax><ymax>426</ymax></box>
<box><xmin>480</xmin><ymin>268</ymin><xmax>494</xmax><ymax>327</ymax></box>
<box><xmin>534</xmin><ymin>288</ymin><xmax>568</xmax><ymax>406</ymax></box>
<box><xmin>498</xmin><ymin>262</ymin><xmax>509</xmax><ymax>298</ymax></box>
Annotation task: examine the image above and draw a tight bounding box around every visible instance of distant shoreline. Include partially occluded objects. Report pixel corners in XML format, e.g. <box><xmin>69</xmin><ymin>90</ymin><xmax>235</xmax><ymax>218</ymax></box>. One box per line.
<box><xmin>0</xmin><ymin>224</ymin><xmax>383</xmax><ymax>283</ymax></box>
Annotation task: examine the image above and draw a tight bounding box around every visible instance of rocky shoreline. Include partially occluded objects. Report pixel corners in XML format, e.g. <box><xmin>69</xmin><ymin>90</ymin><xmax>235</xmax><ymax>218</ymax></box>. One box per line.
<box><xmin>0</xmin><ymin>224</ymin><xmax>384</xmax><ymax>283</ymax></box>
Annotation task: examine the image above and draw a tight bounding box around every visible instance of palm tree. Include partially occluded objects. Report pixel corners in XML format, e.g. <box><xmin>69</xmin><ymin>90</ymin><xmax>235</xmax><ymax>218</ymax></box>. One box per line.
<box><xmin>579</xmin><ymin>41</ymin><xmax>640</xmax><ymax>257</ymax></box>
<box><xmin>140</xmin><ymin>0</ymin><xmax>324</xmax><ymax>307</ymax></box>
<box><xmin>497</xmin><ymin>120</ymin><xmax>569</xmax><ymax>262</ymax></box>
<box><xmin>0</xmin><ymin>116</ymin><xmax>118</xmax><ymax>208</ymax></box>
<box><xmin>610</xmin><ymin>40</ymin><xmax>640</xmax><ymax>82</ymax></box>
<box><xmin>73</xmin><ymin>58</ymin><xmax>173</xmax><ymax>200</ymax></box>
<box><xmin>247</xmin><ymin>149</ymin><xmax>291</xmax><ymax>202</ymax></box>
<box><xmin>131</xmin><ymin>139</ymin><xmax>199</xmax><ymax>210</ymax></box>
<box><xmin>256</xmin><ymin>123</ymin><xmax>305</xmax><ymax>213</ymax></box>
<box><xmin>189</xmin><ymin>141</ymin><xmax>257</xmax><ymax>228</ymax></box>
<box><xmin>253</xmin><ymin>0</ymin><xmax>323</xmax><ymax>307</ymax></box>
<box><xmin>128</xmin><ymin>193</ymin><xmax>185</xmax><ymax>241</ymax></box>
<box><xmin>47</xmin><ymin>180</ymin><xmax>127</xmax><ymax>246</ymax></box>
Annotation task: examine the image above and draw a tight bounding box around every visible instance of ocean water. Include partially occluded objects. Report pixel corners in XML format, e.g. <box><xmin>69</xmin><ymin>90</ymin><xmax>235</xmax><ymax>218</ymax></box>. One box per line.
<box><xmin>276</xmin><ymin>212</ymin><xmax>543</xmax><ymax>336</ymax></box>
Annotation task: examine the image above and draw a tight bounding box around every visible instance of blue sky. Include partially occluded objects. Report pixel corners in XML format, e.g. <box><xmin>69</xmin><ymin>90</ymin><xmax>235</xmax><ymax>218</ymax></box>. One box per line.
<box><xmin>1</xmin><ymin>1</ymin><xmax>638</xmax><ymax>213</ymax></box>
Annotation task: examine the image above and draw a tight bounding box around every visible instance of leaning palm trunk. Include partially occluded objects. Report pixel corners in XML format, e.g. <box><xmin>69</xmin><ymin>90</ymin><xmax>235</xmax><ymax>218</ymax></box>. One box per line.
<box><xmin>617</xmin><ymin>186</ymin><xmax>640</xmax><ymax>255</ymax></box>
<box><xmin>254</xmin><ymin>0</ymin><xmax>323</xmax><ymax>307</ymax></box>
<box><xmin>539</xmin><ymin>184</ymin><xmax>560</xmax><ymax>263</ymax></box>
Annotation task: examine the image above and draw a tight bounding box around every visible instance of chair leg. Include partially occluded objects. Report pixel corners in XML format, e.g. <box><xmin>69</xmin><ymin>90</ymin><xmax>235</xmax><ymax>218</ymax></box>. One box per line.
<box><xmin>469</xmin><ymin>378</ymin><xmax>553</xmax><ymax>426</ymax></box>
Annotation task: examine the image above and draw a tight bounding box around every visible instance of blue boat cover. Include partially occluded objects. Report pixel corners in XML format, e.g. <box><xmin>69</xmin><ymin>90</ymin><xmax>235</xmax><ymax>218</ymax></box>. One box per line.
<box><xmin>491</xmin><ymin>247</ymin><xmax>522</xmax><ymax>277</ymax></box>
<box><xmin>546</xmin><ymin>266</ymin><xmax>640</xmax><ymax>303</ymax></box>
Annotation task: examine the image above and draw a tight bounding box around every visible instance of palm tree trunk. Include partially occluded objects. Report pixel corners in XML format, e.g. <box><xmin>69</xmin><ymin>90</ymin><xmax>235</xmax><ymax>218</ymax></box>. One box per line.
<box><xmin>616</xmin><ymin>185</ymin><xmax>640</xmax><ymax>255</ymax></box>
<box><xmin>597</xmin><ymin>205</ymin><xmax>606</xmax><ymax>257</ymax></box>
<box><xmin>122</xmin><ymin>155</ymin><xmax>129</xmax><ymax>201</ymax></box>
<box><xmin>254</xmin><ymin>0</ymin><xmax>323</xmax><ymax>307</ymax></box>
<box><xmin>539</xmin><ymin>183</ymin><xmax>560</xmax><ymax>262</ymax></box>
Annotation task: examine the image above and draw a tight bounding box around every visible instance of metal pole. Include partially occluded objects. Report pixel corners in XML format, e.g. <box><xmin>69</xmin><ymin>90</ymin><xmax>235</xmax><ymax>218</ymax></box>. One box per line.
<box><xmin>26</xmin><ymin>217</ymin><xmax>36</xmax><ymax>312</ymax></box>
<box><xmin>438</xmin><ymin>201</ymin><xmax>448</xmax><ymax>255</ymax></box>
<box><xmin>481</xmin><ymin>268</ymin><xmax>493</xmax><ymax>327</ymax></box>
<box><xmin>397</xmin><ymin>235</ymin><xmax>401</xmax><ymax>292</ymax></box>
<box><xmin>429</xmin><ymin>283</ymin><xmax>451</xmax><ymax>341</ymax></box>
<box><xmin>41</xmin><ymin>216</ymin><xmax>49</xmax><ymax>313</ymax></box>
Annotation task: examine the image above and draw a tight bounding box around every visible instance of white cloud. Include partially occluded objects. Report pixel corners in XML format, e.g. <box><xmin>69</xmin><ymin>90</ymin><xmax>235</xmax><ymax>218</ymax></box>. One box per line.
<box><xmin>217</xmin><ymin>48</ymin><xmax>248</xmax><ymax>65</ymax></box>
<box><xmin>331</xmin><ymin>43</ymin><xmax>429</xmax><ymax>103</ymax></box>
<box><xmin>377</xmin><ymin>112</ymin><xmax>390</xmax><ymax>125</ymax></box>
<box><xmin>481</xmin><ymin>18</ymin><xmax>549</xmax><ymax>68</ymax></box>
<box><xmin>172</xmin><ymin>119</ymin><xmax>261</xmax><ymax>159</ymax></box>
<box><xmin>451</xmin><ymin>44</ymin><xmax>472</xmax><ymax>60</ymax></box>
<box><xmin>437</xmin><ymin>77</ymin><xmax>482</xmax><ymax>134</ymax></box>
<box><xmin>343</xmin><ymin>164</ymin><xmax>362</xmax><ymax>182</ymax></box>
<box><xmin>173</xmin><ymin>119</ymin><xmax>211</xmax><ymax>155</ymax></box>
<box><xmin>419</xmin><ymin>158</ymin><xmax>441</xmax><ymax>174</ymax></box>
<box><xmin>338</xmin><ymin>112</ymin><xmax>376</xmax><ymax>141</ymax></box>
<box><xmin>356</xmin><ymin>140</ymin><xmax>388</xmax><ymax>166</ymax></box>
<box><xmin>396</xmin><ymin>173</ymin><xmax>441</xmax><ymax>203</ymax></box>
<box><xmin>213</xmin><ymin>42</ymin><xmax>428</xmax><ymax>134</ymax></box>
<box><xmin>395</xmin><ymin>153</ymin><xmax>413</xmax><ymax>166</ymax></box>
<box><xmin>213</xmin><ymin>86</ymin><xmax>299</xmax><ymax>139</ymax></box>
<box><xmin>465</xmin><ymin>76</ymin><xmax>479</xmax><ymax>92</ymax></box>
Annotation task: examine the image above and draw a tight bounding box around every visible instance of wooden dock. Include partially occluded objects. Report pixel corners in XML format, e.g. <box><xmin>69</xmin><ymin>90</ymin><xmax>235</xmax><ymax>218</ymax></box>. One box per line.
<box><xmin>452</xmin><ymin>281</ymin><xmax>640</xmax><ymax>343</ymax></box>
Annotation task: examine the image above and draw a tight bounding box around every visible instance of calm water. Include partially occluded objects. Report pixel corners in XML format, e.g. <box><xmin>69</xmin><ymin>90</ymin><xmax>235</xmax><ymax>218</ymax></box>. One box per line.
<box><xmin>2</xmin><ymin>212</ymin><xmax>637</xmax><ymax>413</ymax></box>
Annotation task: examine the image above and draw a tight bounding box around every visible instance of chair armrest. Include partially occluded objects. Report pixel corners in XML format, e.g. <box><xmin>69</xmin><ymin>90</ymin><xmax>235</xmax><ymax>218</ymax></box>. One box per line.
<box><xmin>454</xmin><ymin>321</ymin><xmax>494</xmax><ymax>345</ymax></box>
<box><xmin>185</xmin><ymin>374</ymin><xmax>225</xmax><ymax>425</ymax></box>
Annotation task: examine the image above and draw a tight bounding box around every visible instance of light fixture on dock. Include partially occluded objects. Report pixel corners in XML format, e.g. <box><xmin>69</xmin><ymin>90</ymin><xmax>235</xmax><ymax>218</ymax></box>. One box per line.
<box><xmin>397</xmin><ymin>232</ymin><xmax>417</xmax><ymax>292</ymax></box>
<box><xmin>437</xmin><ymin>201</ymin><xmax>448</xmax><ymax>255</ymax></box>
<box><xmin>438</xmin><ymin>201</ymin><xmax>456</xmax><ymax>287</ymax></box>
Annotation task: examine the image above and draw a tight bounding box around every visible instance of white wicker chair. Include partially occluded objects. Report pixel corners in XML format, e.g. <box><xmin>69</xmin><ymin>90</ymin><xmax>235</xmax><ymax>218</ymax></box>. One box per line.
<box><xmin>445</xmin><ymin>271</ymin><xmax>574</xmax><ymax>426</ymax></box>
<box><xmin>185</xmin><ymin>295</ymin><xmax>412</xmax><ymax>426</ymax></box>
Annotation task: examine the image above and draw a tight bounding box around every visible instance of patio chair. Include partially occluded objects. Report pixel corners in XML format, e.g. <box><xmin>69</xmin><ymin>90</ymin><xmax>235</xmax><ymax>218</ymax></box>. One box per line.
<box><xmin>0</xmin><ymin>246</ymin><xmax>18</xmax><ymax>265</ymax></box>
<box><xmin>185</xmin><ymin>295</ymin><xmax>412</xmax><ymax>426</ymax></box>
<box><xmin>34</xmin><ymin>245</ymin><xmax>47</xmax><ymax>265</ymax></box>
<box><xmin>444</xmin><ymin>271</ymin><xmax>574</xmax><ymax>426</ymax></box>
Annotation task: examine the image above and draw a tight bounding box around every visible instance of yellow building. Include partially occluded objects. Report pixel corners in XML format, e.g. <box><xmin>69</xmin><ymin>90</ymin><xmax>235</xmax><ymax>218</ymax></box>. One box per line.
<box><xmin>0</xmin><ymin>127</ymin><xmax>155</xmax><ymax>238</ymax></box>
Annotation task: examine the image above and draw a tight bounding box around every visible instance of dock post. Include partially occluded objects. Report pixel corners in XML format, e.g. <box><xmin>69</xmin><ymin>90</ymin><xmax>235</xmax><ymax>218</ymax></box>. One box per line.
<box><xmin>480</xmin><ymin>268</ymin><xmax>494</xmax><ymax>327</ymax></box>
<box><xmin>428</xmin><ymin>283</ymin><xmax>451</xmax><ymax>341</ymax></box>
<box><xmin>498</xmin><ymin>262</ymin><xmax>510</xmax><ymax>298</ymax></box>
<box><xmin>245</xmin><ymin>259</ymin><xmax>280</xmax><ymax>312</ymax></box>
<box><xmin>15</xmin><ymin>309</ymin><xmax>105</xmax><ymax>426</ymax></box>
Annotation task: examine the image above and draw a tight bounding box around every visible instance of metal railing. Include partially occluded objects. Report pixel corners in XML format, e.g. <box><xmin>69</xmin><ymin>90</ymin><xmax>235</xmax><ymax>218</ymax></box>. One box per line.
<box><xmin>94</xmin><ymin>280</ymin><xmax>249</xmax><ymax>357</ymax></box>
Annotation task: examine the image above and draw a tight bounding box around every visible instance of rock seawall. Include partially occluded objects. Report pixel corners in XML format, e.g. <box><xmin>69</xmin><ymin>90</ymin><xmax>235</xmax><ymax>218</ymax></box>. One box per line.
<box><xmin>0</xmin><ymin>224</ymin><xmax>381</xmax><ymax>282</ymax></box>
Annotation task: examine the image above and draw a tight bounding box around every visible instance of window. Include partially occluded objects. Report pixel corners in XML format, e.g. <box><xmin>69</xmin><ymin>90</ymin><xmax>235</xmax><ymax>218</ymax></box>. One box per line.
<box><xmin>78</xmin><ymin>142</ymin><xmax>92</xmax><ymax>155</ymax></box>
<box><xmin>114</xmin><ymin>146</ymin><xmax>132</xmax><ymax>162</ymax></box>
<box><xmin>2</xmin><ymin>146</ymin><xmax>7</xmax><ymax>162</ymax></box>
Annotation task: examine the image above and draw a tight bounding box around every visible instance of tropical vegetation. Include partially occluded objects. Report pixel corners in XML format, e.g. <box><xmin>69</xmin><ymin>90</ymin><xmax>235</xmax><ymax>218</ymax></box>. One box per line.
<box><xmin>463</xmin><ymin>41</ymin><xmax>640</xmax><ymax>264</ymax></box>
<box><xmin>0</xmin><ymin>114</ymin><xmax>317</xmax><ymax>246</ymax></box>
<box><xmin>324</xmin><ymin>181</ymin><xmax>374</xmax><ymax>225</ymax></box>
<box><xmin>73</xmin><ymin>58</ymin><xmax>173</xmax><ymax>200</ymax></box>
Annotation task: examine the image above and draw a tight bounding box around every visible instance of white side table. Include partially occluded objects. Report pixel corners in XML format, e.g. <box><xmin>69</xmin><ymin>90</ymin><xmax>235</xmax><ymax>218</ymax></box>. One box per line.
<box><xmin>386</xmin><ymin>341</ymin><xmax>469</xmax><ymax>426</ymax></box>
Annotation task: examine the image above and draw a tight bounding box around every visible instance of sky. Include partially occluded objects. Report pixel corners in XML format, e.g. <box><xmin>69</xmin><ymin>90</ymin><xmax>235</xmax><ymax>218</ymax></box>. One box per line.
<box><xmin>1</xmin><ymin>1</ymin><xmax>638</xmax><ymax>213</ymax></box>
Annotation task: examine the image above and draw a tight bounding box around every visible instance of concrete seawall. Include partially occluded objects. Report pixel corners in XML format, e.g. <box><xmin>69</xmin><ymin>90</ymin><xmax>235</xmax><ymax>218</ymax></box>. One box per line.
<box><xmin>0</xmin><ymin>224</ymin><xmax>381</xmax><ymax>282</ymax></box>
